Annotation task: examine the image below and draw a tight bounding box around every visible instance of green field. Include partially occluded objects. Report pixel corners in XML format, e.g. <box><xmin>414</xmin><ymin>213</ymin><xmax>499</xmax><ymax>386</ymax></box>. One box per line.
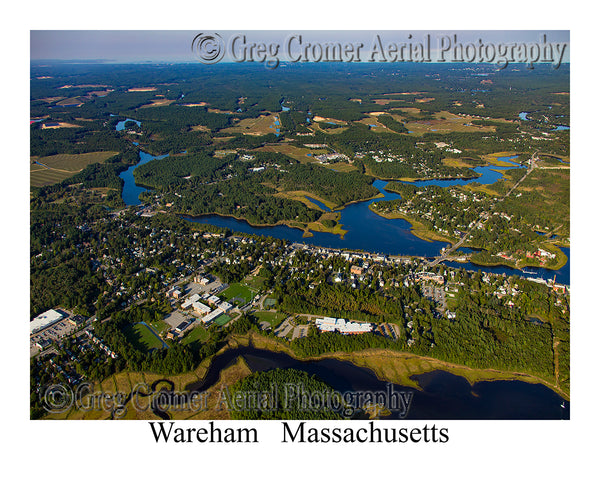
<box><xmin>30</xmin><ymin>151</ymin><xmax>119</xmax><ymax>187</ymax></box>
<box><xmin>253</xmin><ymin>311</ymin><xmax>286</xmax><ymax>329</ymax></box>
<box><xmin>243</xmin><ymin>273</ymin><xmax>266</xmax><ymax>291</ymax></box>
<box><xmin>215</xmin><ymin>314</ymin><xmax>232</xmax><ymax>326</ymax></box>
<box><xmin>222</xmin><ymin>283</ymin><xmax>255</xmax><ymax>305</ymax></box>
<box><xmin>182</xmin><ymin>325</ymin><xmax>210</xmax><ymax>345</ymax></box>
<box><xmin>124</xmin><ymin>322</ymin><xmax>166</xmax><ymax>352</ymax></box>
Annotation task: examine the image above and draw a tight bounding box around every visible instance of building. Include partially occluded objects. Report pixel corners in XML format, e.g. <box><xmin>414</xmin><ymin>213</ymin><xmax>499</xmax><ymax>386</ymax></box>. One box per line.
<box><xmin>217</xmin><ymin>301</ymin><xmax>233</xmax><ymax>313</ymax></box>
<box><xmin>207</xmin><ymin>295</ymin><xmax>221</xmax><ymax>306</ymax></box>
<box><xmin>30</xmin><ymin>309</ymin><xmax>64</xmax><ymax>334</ymax></box>
<box><xmin>202</xmin><ymin>309</ymin><xmax>223</xmax><ymax>325</ymax></box>
<box><xmin>181</xmin><ymin>293</ymin><xmax>201</xmax><ymax>309</ymax></box>
<box><xmin>193</xmin><ymin>275</ymin><xmax>210</xmax><ymax>285</ymax></box>
<box><xmin>192</xmin><ymin>301</ymin><xmax>212</xmax><ymax>315</ymax></box>
<box><xmin>167</xmin><ymin>287</ymin><xmax>182</xmax><ymax>299</ymax></box>
<box><xmin>315</xmin><ymin>317</ymin><xmax>372</xmax><ymax>335</ymax></box>
<box><xmin>175</xmin><ymin>321</ymin><xmax>190</xmax><ymax>333</ymax></box>
<box><xmin>68</xmin><ymin>315</ymin><xmax>87</xmax><ymax>327</ymax></box>
<box><xmin>350</xmin><ymin>265</ymin><xmax>364</xmax><ymax>276</ymax></box>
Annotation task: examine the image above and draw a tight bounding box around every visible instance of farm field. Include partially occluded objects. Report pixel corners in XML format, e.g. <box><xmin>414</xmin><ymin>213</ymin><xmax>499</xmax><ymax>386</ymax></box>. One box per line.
<box><xmin>255</xmin><ymin>143</ymin><xmax>328</xmax><ymax>163</ymax></box>
<box><xmin>221</xmin><ymin>114</ymin><xmax>278</xmax><ymax>135</ymax></box>
<box><xmin>30</xmin><ymin>151</ymin><xmax>118</xmax><ymax>187</ymax></box>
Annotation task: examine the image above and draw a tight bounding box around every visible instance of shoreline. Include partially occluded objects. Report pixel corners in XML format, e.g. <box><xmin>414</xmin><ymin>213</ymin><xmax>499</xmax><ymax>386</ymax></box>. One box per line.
<box><xmin>219</xmin><ymin>332</ymin><xmax>570</xmax><ymax>400</ymax></box>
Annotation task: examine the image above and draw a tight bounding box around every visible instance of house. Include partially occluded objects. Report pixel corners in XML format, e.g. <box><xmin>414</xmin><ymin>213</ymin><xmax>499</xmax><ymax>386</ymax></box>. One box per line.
<box><xmin>350</xmin><ymin>265</ymin><xmax>364</xmax><ymax>276</ymax></box>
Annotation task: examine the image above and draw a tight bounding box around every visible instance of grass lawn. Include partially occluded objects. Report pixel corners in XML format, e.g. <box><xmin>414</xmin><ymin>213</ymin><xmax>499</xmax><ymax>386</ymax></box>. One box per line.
<box><xmin>182</xmin><ymin>325</ymin><xmax>210</xmax><ymax>345</ymax></box>
<box><xmin>222</xmin><ymin>283</ymin><xmax>255</xmax><ymax>305</ymax></box>
<box><xmin>243</xmin><ymin>274</ymin><xmax>266</xmax><ymax>291</ymax></box>
<box><xmin>253</xmin><ymin>311</ymin><xmax>286</xmax><ymax>329</ymax></box>
<box><xmin>124</xmin><ymin>323</ymin><xmax>165</xmax><ymax>352</ymax></box>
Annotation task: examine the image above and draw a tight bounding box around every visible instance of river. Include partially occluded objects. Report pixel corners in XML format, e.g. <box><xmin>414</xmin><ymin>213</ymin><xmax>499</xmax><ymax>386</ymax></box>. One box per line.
<box><xmin>119</xmin><ymin>150</ymin><xmax>169</xmax><ymax>206</ymax></box>
<box><xmin>118</xmin><ymin>129</ymin><xmax>569</xmax><ymax>283</ymax></box>
<box><xmin>184</xmin><ymin>345</ymin><xmax>568</xmax><ymax>419</ymax></box>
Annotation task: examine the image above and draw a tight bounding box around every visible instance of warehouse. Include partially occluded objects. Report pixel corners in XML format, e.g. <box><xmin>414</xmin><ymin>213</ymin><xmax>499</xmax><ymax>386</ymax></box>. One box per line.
<box><xmin>30</xmin><ymin>309</ymin><xmax>64</xmax><ymax>335</ymax></box>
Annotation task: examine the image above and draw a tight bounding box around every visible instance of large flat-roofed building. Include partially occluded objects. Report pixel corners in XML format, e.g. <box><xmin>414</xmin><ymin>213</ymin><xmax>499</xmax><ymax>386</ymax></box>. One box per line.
<box><xmin>315</xmin><ymin>316</ymin><xmax>372</xmax><ymax>335</ymax></box>
<box><xmin>217</xmin><ymin>301</ymin><xmax>233</xmax><ymax>313</ymax></box>
<box><xmin>181</xmin><ymin>293</ymin><xmax>201</xmax><ymax>309</ymax></box>
<box><xmin>202</xmin><ymin>309</ymin><xmax>223</xmax><ymax>325</ymax></box>
<box><xmin>30</xmin><ymin>309</ymin><xmax>64</xmax><ymax>334</ymax></box>
<box><xmin>207</xmin><ymin>295</ymin><xmax>221</xmax><ymax>306</ymax></box>
<box><xmin>192</xmin><ymin>301</ymin><xmax>212</xmax><ymax>315</ymax></box>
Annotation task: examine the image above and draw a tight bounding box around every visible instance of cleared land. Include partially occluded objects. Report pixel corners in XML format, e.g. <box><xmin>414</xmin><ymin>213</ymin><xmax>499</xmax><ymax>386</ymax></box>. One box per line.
<box><xmin>30</xmin><ymin>151</ymin><xmax>119</xmax><ymax>187</ymax></box>
<box><xmin>182</xmin><ymin>325</ymin><xmax>210</xmax><ymax>345</ymax></box>
<box><xmin>254</xmin><ymin>311</ymin><xmax>287</xmax><ymax>329</ymax></box>
<box><xmin>124</xmin><ymin>323</ymin><xmax>165</xmax><ymax>352</ymax></box>
<box><xmin>221</xmin><ymin>114</ymin><xmax>278</xmax><ymax>135</ymax></box>
<box><xmin>255</xmin><ymin>144</ymin><xmax>328</xmax><ymax>163</ymax></box>
<box><xmin>139</xmin><ymin>98</ymin><xmax>176</xmax><ymax>108</ymax></box>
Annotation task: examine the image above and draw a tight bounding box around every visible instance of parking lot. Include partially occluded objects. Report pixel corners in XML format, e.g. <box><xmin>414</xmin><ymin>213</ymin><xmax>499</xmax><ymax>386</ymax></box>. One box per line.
<box><xmin>30</xmin><ymin>317</ymin><xmax>78</xmax><ymax>357</ymax></box>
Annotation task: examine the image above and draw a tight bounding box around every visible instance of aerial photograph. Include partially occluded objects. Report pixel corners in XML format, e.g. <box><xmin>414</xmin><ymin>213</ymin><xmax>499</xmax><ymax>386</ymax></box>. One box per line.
<box><xmin>29</xmin><ymin>30</ymin><xmax>570</xmax><ymax>421</ymax></box>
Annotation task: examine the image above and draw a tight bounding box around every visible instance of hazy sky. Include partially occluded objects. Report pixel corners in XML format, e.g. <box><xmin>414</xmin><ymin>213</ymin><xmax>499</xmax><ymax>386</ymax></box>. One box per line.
<box><xmin>31</xmin><ymin>30</ymin><xmax>570</xmax><ymax>63</ymax></box>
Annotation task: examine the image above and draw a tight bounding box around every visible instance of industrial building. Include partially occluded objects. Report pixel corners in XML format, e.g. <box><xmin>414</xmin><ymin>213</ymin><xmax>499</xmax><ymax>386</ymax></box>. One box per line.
<box><xmin>30</xmin><ymin>309</ymin><xmax>64</xmax><ymax>335</ymax></box>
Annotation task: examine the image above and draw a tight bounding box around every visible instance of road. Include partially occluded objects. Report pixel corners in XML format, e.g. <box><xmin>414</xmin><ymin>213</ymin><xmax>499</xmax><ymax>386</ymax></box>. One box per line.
<box><xmin>428</xmin><ymin>151</ymin><xmax>539</xmax><ymax>267</ymax></box>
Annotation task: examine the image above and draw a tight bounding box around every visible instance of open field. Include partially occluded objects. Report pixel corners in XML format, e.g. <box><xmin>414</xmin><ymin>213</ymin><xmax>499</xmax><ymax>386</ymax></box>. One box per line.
<box><xmin>355</xmin><ymin>116</ymin><xmax>394</xmax><ymax>133</ymax></box>
<box><xmin>442</xmin><ymin>157</ymin><xmax>478</xmax><ymax>168</ymax></box>
<box><xmin>41</xmin><ymin>122</ymin><xmax>81</xmax><ymax>129</ymax></box>
<box><xmin>124</xmin><ymin>323</ymin><xmax>165</xmax><ymax>352</ymax></box>
<box><xmin>182</xmin><ymin>325</ymin><xmax>210</xmax><ymax>345</ymax></box>
<box><xmin>254</xmin><ymin>311</ymin><xmax>287</xmax><ymax>329</ymax></box>
<box><xmin>190</xmin><ymin>124</ymin><xmax>210</xmax><ymax>132</ymax></box>
<box><xmin>482</xmin><ymin>151</ymin><xmax>522</xmax><ymax>166</ymax></box>
<box><xmin>274</xmin><ymin>189</ymin><xmax>337</xmax><ymax>211</ymax></box>
<box><xmin>399</xmin><ymin>111</ymin><xmax>497</xmax><ymax>136</ymax></box>
<box><xmin>139</xmin><ymin>98</ymin><xmax>176</xmax><ymax>108</ymax></box>
<box><xmin>255</xmin><ymin>143</ymin><xmax>328</xmax><ymax>163</ymax></box>
<box><xmin>222</xmin><ymin>283</ymin><xmax>255</xmax><ymax>304</ymax></box>
<box><xmin>243</xmin><ymin>272</ymin><xmax>267</xmax><ymax>291</ymax></box>
<box><xmin>324</xmin><ymin>162</ymin><xmax>359</xmax><ymax>172</ymax></box>
<box><xmin>221</xmin><ymin>114</ymin><xmax>278</xmax><ymax>135</ymax></box>
<box><xmin>30</xmin><ymin>151</ymin><xmax>119</xmax><ymax>187</ymax></box>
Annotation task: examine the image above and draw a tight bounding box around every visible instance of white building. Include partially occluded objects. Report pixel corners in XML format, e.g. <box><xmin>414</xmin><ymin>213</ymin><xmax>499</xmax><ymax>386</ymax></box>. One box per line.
<box><xmin>202</xmin><ymin>309</ymin><xmax>223</xmax><ymax>325</ymax></box>
<box><xmin>218</xmin><ymin>301</ymin><xmax>233</xmax><ymax>313</ymax></box>
<box><xmin>192</xmin><ymin>301</ymin><xmax>212</xmax><ymax>315</ymax></box>
<box><xmin>315</xmin><ymin>317</ymin><xmax>372</xmax><ymax>335</ymax></box>
<box><xmin>181</xmin><ymin>293</ymin><xmax>201</xmax><ymax>309</ymax></box>
<box><xmin>31</xmin><ymin>309</ymin><xmax>64</xmax><ymax>334</ymax></box>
